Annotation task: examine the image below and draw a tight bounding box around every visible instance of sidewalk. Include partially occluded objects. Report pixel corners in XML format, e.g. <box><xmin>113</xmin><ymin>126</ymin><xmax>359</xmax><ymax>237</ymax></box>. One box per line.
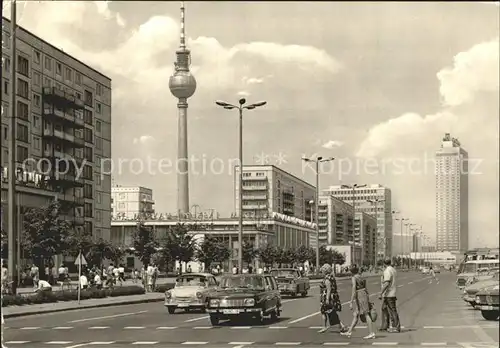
<box><xmin>3</xmin><ymin>292</ymin><xmax>165</xmax><ymax>318</ymax></box>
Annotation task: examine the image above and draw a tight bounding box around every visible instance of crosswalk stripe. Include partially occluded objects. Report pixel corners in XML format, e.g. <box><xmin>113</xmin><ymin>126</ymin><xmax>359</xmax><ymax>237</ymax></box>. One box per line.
<box><xmin>323</xmin><ymin>343</ymin><xmax>350</xmax><ymax>346</ymax></box>
<box><xmin>156</xmin><ymin>326</ymin><xmax>177</xmax><ymax>329</ymax></box>
<box><xmin>229</xmin><ymin>343</ymin><xmax>254</xmax><ymax>345</ymax></box>
<box><xmin>88</xmin><ymin>343</ymin><xmax>115</xmax><ymax>345</ymax></box>
<box><xmin>275</xmin><ymin>343</ymin><xmax>301</xmax><ymax>346</ymax></box>
<box><xmin>20</xmin><ymin>327</ymin><xmax>39</xmax><ymax>330</ymax></box>
<box><xmin>132</xmin><ymin>342</ymin><xmax>159</xmax><ymax>345</ymax></box>
<box><xmin>125</xmin><ymin>326</ymin><xmax>145</xmax><ymax>329</ymax></box>
<box><xmin>53</xmin><ymin>327</ymin><xmax>73</xmax><ymax>330</ymax></box>
<box><xmin>45</xmin><ymin>342</ymin><xmax>73</xmax><ymax>345</ymax></box>
<box><xmin>231</xmin><ymin>326</ymin><xmax>251</xmax><ymax>329</ymax></box>
<box><xmin>193</xmin><ymin>326</ymin><xmax>211</xmax><ymax>329</ymax></box>
<box><xmin>5</xmin><ymin>342</ymin><xmax>30</xmax><ymax>344</ymax></box>
<box><xmin>372</xmin><ymin>343</ymin><xmax>398</xmax><ymax>346</ymax></box>
<box><xmin>181</xmin><ymin>342</ymin><xmax>208</xmax><ymax>345</ymax></box>
<box><xmin>89</xmin><ymin>326</ymin><xmax>110</xmax><ymax>329</ymax></box>
<box><xmin>421</xmin><ymin>344</ymin><xmax>447</xmax><ymax>346</ymax></box>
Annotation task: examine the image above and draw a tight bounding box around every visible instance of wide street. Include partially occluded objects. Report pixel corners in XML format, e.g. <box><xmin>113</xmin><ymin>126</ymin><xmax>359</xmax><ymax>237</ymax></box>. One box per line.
<box><xmin>2</xmin><ymin>272</ymin><xmax>498</xmax><ymax>347</ymax></box>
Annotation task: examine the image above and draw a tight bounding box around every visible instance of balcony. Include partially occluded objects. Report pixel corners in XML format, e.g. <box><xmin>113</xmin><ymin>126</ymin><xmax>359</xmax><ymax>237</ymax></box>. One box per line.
<box><xmin>242</xmin><ymin>194</ymin><xmax>267</xmax><ymax>200</ymax></box>
<box><xmin>43</xmin><ymin>87</ymin><xmax>84</xmax><ymax>110</ymax></box>
<box><xmin>318</xmin><ymin>222</ymin><xmax>328</xmax><ymax>227</ymax></box>
<box><xmin>49</xmin><ymin>171</ymin><xmax>84</xmax><ymax>188</ymax></box>
<box><xmin>242</xmin><ymin>185</ymin><xmax>267</xmax><ymax>191</ymax></box>
<box><xmin>242</xmin><ymin>204</ymin><xmax>268</xmax><ymax>210</ymax></box>
<box><xmin>243</xmin><ymin>176</ymin><xmax>268</xmax><ymax>181</ymax></box>
<box><xmin>42</xmin><ymin>128</ymin><xmax>85</xmax><ymax>148</ymax></box>
<box><xmin>72</xmin><ymin>216</ymin><xmax>85</xmax><ymax>225</ymax></box>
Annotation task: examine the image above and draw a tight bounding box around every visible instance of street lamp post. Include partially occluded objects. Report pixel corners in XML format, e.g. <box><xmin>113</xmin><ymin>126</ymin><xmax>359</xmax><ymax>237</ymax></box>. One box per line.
<box><xmin>302</xmin><ymin>156</ymin><xmax>334</xmax><ymax>273</ymax></box>
<box><xmin>395</xmin><ymin>217</ymin><xmax>408</xmax><ymax>266</ymax></box>
<box><xmin>215</xmin><ymin>98</ymin><xmax>266</xmax><ymax>273</ymax></box>
<box><xmin>367</xmin><ymin>198</ymin><xmax>384</xmax><ymax>266</ymax></box>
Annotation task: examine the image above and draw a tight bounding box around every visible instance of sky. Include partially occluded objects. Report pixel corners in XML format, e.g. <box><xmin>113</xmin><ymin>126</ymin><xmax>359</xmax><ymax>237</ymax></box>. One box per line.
<box><xmin>6</xmin><ymin>1</ymin><xmax>499</xmax><ymax>248</ymax></box>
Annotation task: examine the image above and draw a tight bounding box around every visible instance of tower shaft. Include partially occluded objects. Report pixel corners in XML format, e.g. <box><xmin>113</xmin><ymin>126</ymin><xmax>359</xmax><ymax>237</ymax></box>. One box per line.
<box><xmin>177</xmin><ymin>98</ymin><xmax>189</xmax><ymax>214</ymax></box>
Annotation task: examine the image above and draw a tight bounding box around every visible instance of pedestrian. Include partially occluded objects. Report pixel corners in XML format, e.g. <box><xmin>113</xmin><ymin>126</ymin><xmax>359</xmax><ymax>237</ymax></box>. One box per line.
<box><xmin>94</xmin><ymin>271</ymin><xmax>102</xmax><ymax>289</ymax></box>
<box><xmin>146</xmin><ymin>264</ymin><xmax>154</xmax><ymax>292</ymax></box>
<box><xmin>379</xmin><ymin>258</ymin><xmax>401</xmax><ymax>333</ymax></box>
<box><xmin>118</xmin><ymin>264</ymin><xmax>125</xmax><ymax>285</ymax></box>
<box><xmin>429</xmin><ymin>265</ymin><xmax>439</xmax><ymax>284</ymax></box>
<box><xmin>34</xmin><ymin>279</ymin><xmax>52</xmax><ymax>293</ymax></box>
<box><xmin>318</xmin><ymin>263</ymin><xmax>347</xmax><ymax>334</ymax></box>
<box><xmin>80</xmin><ymin>272</ymin><xmax>88</xmax><ymax>290</ymax></box>
<box><xmin>340</xmin><ymin>265</ymin><xmax>376</xmax><ymax>339</ymax></box>
<box><xmin>30</xmin><ymin>263</ymin><xmax>39</xmax><ymax>290</ymax></box>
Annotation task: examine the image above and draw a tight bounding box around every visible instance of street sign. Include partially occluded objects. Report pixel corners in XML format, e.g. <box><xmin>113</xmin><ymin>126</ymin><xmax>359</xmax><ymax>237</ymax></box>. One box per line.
<box><xmin>74</xmin><ymin>252</ymin><xmax>87</xmax><ymax>266</ymax></box>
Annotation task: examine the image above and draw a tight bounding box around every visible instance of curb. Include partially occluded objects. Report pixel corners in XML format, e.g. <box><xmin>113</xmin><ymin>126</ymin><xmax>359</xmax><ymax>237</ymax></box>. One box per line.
<box><xmin>3</xmin><ymin>297</ymin><xmax>164</xmax><ymax>319</ymax></box>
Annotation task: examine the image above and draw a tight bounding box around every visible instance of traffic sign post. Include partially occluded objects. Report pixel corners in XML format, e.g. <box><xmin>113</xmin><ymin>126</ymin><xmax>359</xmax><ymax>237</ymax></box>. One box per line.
<box><xmin>74</xmin><ymin>252</ymin><xmax>87</xmax><ymax>304</ymax></box>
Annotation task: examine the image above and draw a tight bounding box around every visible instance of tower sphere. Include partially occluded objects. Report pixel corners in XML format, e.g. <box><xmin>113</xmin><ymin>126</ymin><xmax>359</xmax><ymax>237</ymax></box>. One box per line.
<box><xmin>169</xmin><ymin>71</ymin><xmax>197</xmax><ymax>99</ymax></box>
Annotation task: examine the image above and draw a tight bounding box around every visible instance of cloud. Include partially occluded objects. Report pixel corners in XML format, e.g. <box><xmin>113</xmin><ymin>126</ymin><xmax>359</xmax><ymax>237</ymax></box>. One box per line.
<box><xmin>322</xmin><ymin>140</ymin><xmax>344</xmax><ymax>149</ymax></box>
<box><xmin>237</xmin><ymin>91</ymin><xmax>250</xmax><ymax>97</ymax></box>
<box><xmin>356</xmin><ymin>37</ymin><xmax>499</xmax><ymax>247</ymax></box>
<box><xmin>93</xmin><ymin>1</ymin><xmax>126</xmax><ymax>27</ymax></box>
<box><xmin>437</xmin><ymin>37</ymin><xmax>499</xmax><ymax>106</ymax></box>
<box><xmin>132</xmin><ymin>135</ymin><xmax>155</xmax><ymax>145</ymax></box>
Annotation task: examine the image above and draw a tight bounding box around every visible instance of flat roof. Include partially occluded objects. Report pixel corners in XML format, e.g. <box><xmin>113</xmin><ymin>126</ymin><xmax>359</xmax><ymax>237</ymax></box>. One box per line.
<box><xmin>242</xmin><ymin>164</ymin><xmax>314</xmax><ymax>189</ymax></box>
<box><xmin>2</xmin><ymin>17</ymin><xmax>111</xmax><ymax>81</ymax></box>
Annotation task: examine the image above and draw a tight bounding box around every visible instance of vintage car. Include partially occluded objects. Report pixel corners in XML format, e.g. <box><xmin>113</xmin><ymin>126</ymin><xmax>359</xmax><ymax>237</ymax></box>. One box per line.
<box><xmin>164</xmin><ymin>273</ymin><xmax>218</xmax><ymax>314</ymax></box>
<box><xmin>270</xmin><ymin>268</ymin><xmax>310</xmax><ymax>297</ymax></box>
<box><xmin>421</xmin><ymin>267</ymin><xmax>430</xmax><ymax>274</ymax></box>
<box><xmin>205</xmin><ymin>274</ymin><xmax>282</xmax><ymax>326</ymax></box>
<box><xmin>463</xmin><ymin>272</ymin><xmax>499</xmax><ymax>307</ymax></box>
<box><xmin>475</xmin><ymin>284</ymin><xmax>500</xmax><ymax>321</ymax></box>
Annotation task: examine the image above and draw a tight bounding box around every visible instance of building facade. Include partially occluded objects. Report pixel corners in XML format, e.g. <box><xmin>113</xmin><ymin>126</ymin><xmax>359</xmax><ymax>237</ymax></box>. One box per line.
<box><xmin>1</xmin><ymin>19</ymin><xmax>112</xmax><ymax>241</ymax></box>
<box><xmin>111</xmin><ymin>212</ymin><xmax>315</xmax><ymax>270</ymax></box>
<box><xmin>317</xmin><ymin>195</ymin><xmax>354</xmax><ymax>246</ymax></box>
<box><xmin>235</xmin><ymin>165</ymin><xmax>315</xmax><ymax>221</ymax></box>
<box><xmin>324</xmin><ymin>184</ymin><xmax>393</xmax><ymax>258</ymax></box>
<box><xmin>435</xmin><ymin>133</ymin><xmax>469</xmax><ymax>252</ymax></box>
<box><xmin>111</xmin><ymin>185</ymin><xmax>154</xmax><ymax>219</ymax></box>
<box><xmin>355</xmin><ymin>212</ymin><xmax>377</xmax><ymax>265</ymax></box>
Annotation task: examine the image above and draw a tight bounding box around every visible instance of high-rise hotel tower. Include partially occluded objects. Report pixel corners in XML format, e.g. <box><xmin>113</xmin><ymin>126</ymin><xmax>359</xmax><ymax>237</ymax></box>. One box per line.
<box><xmin>435</xmin><ymin>133</ymin><xmax>469</xmax><ymax>252</ymax></box>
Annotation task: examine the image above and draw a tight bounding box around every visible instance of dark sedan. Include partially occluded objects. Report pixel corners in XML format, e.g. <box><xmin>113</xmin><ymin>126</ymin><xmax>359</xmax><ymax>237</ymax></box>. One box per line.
<box><xmin>205</xmin><ymin>274</ymin><xmax>282</xmax><ymax>325</ymax></box>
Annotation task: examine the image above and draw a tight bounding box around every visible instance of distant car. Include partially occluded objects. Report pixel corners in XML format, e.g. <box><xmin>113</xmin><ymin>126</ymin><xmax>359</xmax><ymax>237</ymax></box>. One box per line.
<box><xmin>205</xmin><ymin>273</ymin><xmax>282</xmax><ymax>326</ymax></box>
<box><xmin>434</xmin><ymin>267</ymin><xmax>441</xmax><ymax>274</ymax></box>
<box><xmin>164</xmin><ymin>273</ymin><xmax>218</xmax><ymax>314</ymax></box>
<box><xmin>475</xmin><ymin>284</ymin><xmax>500</xmax><ymax>321</ymax></box>
<box><xmin>421</xmin><ymin>267</ymin><xmax>430</xmax><ymax>274</ymax></box>
<box><xmin>271</xmin><ymin>268</ymin><xmax>310</xmax><ymax>297</ymax></box>
<box><xmin>463</xmin><ymin>272</ymin><xmax>500</xmax><ymax>307</ymax></box>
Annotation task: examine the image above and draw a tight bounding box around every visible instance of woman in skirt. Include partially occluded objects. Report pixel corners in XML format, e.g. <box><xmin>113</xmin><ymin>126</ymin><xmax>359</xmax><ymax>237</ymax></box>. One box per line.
<box><xmin>319</xmin><ymin>264</ymin><xmax>347</xmax><ymax>333</ymax></box>
<box><xmin>341</xmin><ymin>265</ymin><xmax>376</xmax><ymax>339</ymax></box>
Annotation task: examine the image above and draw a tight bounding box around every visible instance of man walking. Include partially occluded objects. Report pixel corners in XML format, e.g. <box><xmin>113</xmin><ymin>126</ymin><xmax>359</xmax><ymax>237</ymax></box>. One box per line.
<box><xmin>379</xmin><ymin>258</ymin><xmax>401</xmax><ymax>333</ymax></box>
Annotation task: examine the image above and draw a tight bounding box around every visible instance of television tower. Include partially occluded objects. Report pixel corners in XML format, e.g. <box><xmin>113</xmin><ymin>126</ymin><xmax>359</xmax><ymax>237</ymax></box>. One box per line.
<box><xmin>169</xmin><ymin>1</ymin><xmax>196</xmax><ymax>214</ymax></box>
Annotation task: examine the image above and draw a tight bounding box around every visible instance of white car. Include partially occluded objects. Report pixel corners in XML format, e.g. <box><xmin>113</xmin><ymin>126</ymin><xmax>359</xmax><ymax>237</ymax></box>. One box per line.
<box><xmin>164</xmin><ymin>273</ymin><xmax>218</xmax><ymax>314</ymax></box>
<box><xmin>421</xmin><ymin>267</ymin><xmax>430</xmax><ymax>274</ymax></box>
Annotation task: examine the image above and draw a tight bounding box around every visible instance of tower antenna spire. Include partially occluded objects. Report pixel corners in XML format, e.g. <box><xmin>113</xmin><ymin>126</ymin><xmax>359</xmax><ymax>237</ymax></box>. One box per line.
<box><xmin>180</xmin><ymin>1</ymin><xmax>186</xmax><ymax>49</ymax></box>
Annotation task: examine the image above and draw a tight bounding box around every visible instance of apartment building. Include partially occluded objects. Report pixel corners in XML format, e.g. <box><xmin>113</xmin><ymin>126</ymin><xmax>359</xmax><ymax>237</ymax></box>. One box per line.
<box><xmin>1</xmin><ymin>19</ymin><xmax>112</xmax><ymax>242</ymax></box>
<box><xmin>234</xmin><ymin>165</ymin><xmax>315</xmax><ymax>221</ymax></box>
<box><xmin>435</xmin><ymin>133</ymin><xmax>469</xmax><ymax>252</ymax></box>
<box><xmin>355</xmin><ymin>212</ymin><xmax>377</xmax><ymax>265</ymax></box>
<box><xmin>317</xmin><ymin>195</ymin><xmax>354</xmax><ymax>246</ymax></box>
<box><xmin>111</xmin><ymin>185</ymin><xmax>155</xmax><ymax>219</ymax></box>
<box><xmin>324</xmin><ymin>184</ymin><xmax>393</xmax><ymax>258</ymax></box>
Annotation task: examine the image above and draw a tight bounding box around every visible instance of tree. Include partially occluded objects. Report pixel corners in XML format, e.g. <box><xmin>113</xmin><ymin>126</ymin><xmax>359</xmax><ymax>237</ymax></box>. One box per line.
<box><xmin>319</xmin><ymin>246</ymin><xmax>346</xmax><ymax>266</ymax></box>
<box><xmin>131</xmin><ymin>222</ymin><xmax>158</xmax><ymax>266</ymax></box>
<box><xmin>197</xmin><ymin>235</ymin><xmax>231</xmax><ymax>270</ymax></box>
<box><xmin>107</xmin><ymin>244</ymin><xmax>128</xmax><ymax>265</ymax></box>
<box><xmin>295</xmin><ymin>245</ymin><xmax>310</xmax><ymax>265</ymax></box>
<box><xmin>21</xmin><ymin>200</ymin><xmax>71</xmax><ymax>267</ymax></box>
<box><xmin>86</xmin><ymin>238</ymin><xmax>116</xmax><ymax>268</ymax></box>
<box><xmin>279</xmin><ymin>248</ymin><xmax>297</xmax><ymax>266</ymax></box>
<box><xmin>64</xmin><ymin>228</ymin><xmax>93</xmax><ymax>259</ymax></box>
<box><xmin>258</xmin><ymin>244</ymin><xmax>278</xmax><ymax>268</ymax></box>
<box><xmin>241</xmin><ymin>239</ymin><xmax>258</xmax><ymax>266</ymax></box>
<box><xmin>160</xmin><ymin>224</ymin><xmax>196</xmax><ymax>274</ymax></box>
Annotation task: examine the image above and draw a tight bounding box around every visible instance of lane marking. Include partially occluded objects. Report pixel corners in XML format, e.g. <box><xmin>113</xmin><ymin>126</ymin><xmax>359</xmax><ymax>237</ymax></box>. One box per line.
<box><xmin>69</xmin><ymin>310</ymin><xmax>148</xmax><ymax>323</ymax></box>
<box><xmin>275</xmin><ymin>343</ymin><xmax>301</xmax><ymax>346</ymax></box>
<box><xmin>54</xmin><ymin>327</ymin><xmax>73</xmax><ymax>330</ymax></box>
<box><xmin>20</xmin><ymin>326</ymin><xmax>40</xmax><ymax>330</ymax></box>
<box><xmin>181</xmin><ymin>342</ymin><xmax>208</xmax><ymax>345</ymax></box>
<box><xmin>88</xmin><ymin>343</ymin><xmax>115</xmax><ymax>345</ymax></box>
<box><xmin>64</xmin><ymin>344</ymin><xmax>90</xmax><ymax>348</ymax></box>
<box><xmin>269</xmin><ymin>326</ymin><xmax>288</xmax><ymax>329</ymax></box>
<box><xmin>5</xmin><ymin>342</ymin><xmax>30</xmax><ymax>344</ymax></box>
<box><xmin>424</xmin><ymin>326</ymin><xmax>444</xmax><ymax>329</ymax></box>
<box><xmin>157</xmin><ymin>326</ymin><xmax>178</xmax><ymax>329</ymax></box>
<box><xmin>421</xmin><ymin>344</ymin><xmax>447</xmax><ymax>346</ymax></box>
<box><xmin>323</xmin><ymin>344</ymin><xmax>350</xmax><ymax>346</ymax></box>
<box><xmin>372</xmin><ymin>343</ymin><xmax>398</xmax><ymax>346</ymax></box>
<box><xmin>229</xmin><ymin>342</ymin><xmax>255</xmax><ymax>345</ymax></box>
<box><xmin>184</xmin><ymin>316</ymin><xmax>209</xmax><ymax>323</ymax></box>
<box><xmin>132</xmin><ymin>342</ymin><xmax>159</xmax><ymax>345</ymax></box>
<box><xmin>193</xmin><ymin>326</ymin><xmax>211</xmax><ymax>329</ymax></box>
<box><xmin>231</xmin><ymin>326</ymin><xmax>251</xmax><ymax>329</ymax></box>
<box><xmin>88</xmin><ymin>326</ymin><xmax>109</xmax><ymax>329</ymax></box>
<box><xmin>124</xmin><ymin>326</ymin><xmax>145</xmax><ymax>329</ymax></box>
<box><xmin>309</xmin><ymin>326</ymin><xmax>323</xmax><ymax>329</ymax></box>
<box><xmin>408</xmin><ymin>282</ymin><xmax>414</xmax><ymax>284</ymax></box>
<box><xmin>46</xmin><ymin>342</ymin><xmax>73</xmax><ymax>345</ymax></box>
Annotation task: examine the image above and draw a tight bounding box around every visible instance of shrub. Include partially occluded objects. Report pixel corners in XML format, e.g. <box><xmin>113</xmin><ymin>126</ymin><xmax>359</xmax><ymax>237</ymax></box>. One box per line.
<box><xmin>107</xmin><ymin>285</ymin><xmax>145</xmax><ymax>297</ymax></box>
<box><xmin>155</xmin><ymin>283</ymin><xmax>175</xmax><ymax>293</ymax></box>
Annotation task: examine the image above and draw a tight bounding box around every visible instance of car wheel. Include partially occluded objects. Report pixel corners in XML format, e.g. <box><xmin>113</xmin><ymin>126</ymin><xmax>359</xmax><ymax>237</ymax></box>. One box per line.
<box><xmin>167</xmin><ymin>307</ymin><xmax>176</xmax><ymax>314</ymax></box>
<box><xmin>255</xmin><ymin>313</ymin><xmax>265</xmax><ymax>325</ymax></box>
<box><xmin>209</xmin><ymin>315</ymin><xmax>220</xmax><ymax>326</ymax></box>
<box><xmin>291</xmin><ymin>292</ymin><xmax>297</xmax><ymax>298</ymax></box>
<box><xmin>481</xmin><ymin>310</ymin><xmax>499</xmax><ymax>321</ymax></box>
<box><xmin>301</xmin><ymin>291</ymin><xmax>307</xmax><ymax>297</ymax></box>
<box><xmin>270</xmin><ymin>309</ymin><xmax>279</xmax><ymax>321</ymax></box>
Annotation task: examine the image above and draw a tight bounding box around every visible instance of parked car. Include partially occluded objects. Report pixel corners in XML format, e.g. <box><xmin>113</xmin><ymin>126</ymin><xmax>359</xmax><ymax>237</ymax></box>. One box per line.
<box><xmin>270</xmin><ymin>268</ymin><xmax>310</xmax><ymax>297</ymax></box>
<box><xmin>164</xmin><ymin>273</ymin><xmax>218</xmax><ymax>314</ymax></box>
<box><xmin>421</xmin><ymin>267</ymin><xmax>430</xmax><ymax>274</ymax></box>
<box><xmin>475</xmin><ymin>284</ymin><xmax>500</xmax><ymax>321</ymax></box>
<box><xmin>463</xmin><ymin>272</ymin><xmax>500</xmax><ymax>307</ymax></box>
<box><xmin>205</xmin><ymin>273</ymin><xmax>282</xmax><ymax>326</ymax></box>
<box><xmin>434</xmin><ymin>267</ymin><xmax>441</xmax><ymax>273</ymax></box>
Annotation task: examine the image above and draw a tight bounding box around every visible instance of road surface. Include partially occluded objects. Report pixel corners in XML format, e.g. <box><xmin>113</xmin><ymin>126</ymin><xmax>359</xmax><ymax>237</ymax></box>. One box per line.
<box><xmin>2</xmin><ymin>272</ymin><xmax>498</xmax><ymax>347</ymax></box>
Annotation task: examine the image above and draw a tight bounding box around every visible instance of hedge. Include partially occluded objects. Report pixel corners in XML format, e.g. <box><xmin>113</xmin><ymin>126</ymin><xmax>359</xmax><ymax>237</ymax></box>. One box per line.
<box><xmin>2</xmin><ymin>285</ymin><xmax>145</xmax><ymax>307</ymax></box>
<box><xmin>155</xmin><ymin>283</ymin><xmax>175</xmax><ymax>293</ymax></box>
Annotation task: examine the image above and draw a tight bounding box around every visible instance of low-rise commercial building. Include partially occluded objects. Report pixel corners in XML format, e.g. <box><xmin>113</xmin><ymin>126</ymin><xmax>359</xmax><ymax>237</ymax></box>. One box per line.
<box><xmin>111</xmin><ymin>185</ymin><xmax>155</xmax><ymax>219</ymax></box>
